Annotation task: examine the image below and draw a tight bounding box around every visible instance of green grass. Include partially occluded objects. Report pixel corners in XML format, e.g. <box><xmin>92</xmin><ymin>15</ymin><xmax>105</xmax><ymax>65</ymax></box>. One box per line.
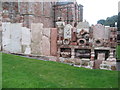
<box><xmin>2</xmin><ymin>53</ymin><xmax>118</xmax><ymax>88</ymax></box>
<box><xmin>117</xmin><ymin>45</ymin><xmax>120</xmax><ymax>59</ymax></box>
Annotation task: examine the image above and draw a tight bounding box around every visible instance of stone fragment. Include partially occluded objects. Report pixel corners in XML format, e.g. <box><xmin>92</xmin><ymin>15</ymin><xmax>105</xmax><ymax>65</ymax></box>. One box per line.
<box><xmin>21</xmin><ymin>27</ymin><xmax>31</xmax><ymax>54</ymax></box>
<box><xmin>31</xmin><ymin>23</ymin><xmax>43</xmax><ymax>55</ymax></box>
<box><xmin>97</xmin><ymin>53</ymin><xmax>105</xmax><ymax>60</ymax></box>
<box><xmin>77</xmin><ymin>21</ymin><xmax>89</xmax><ymax>33</ymax></box>
<box><xmin>93</xmin><ymin>24</ymin><xmax>105</xmax><ymax>40</ymax></box>
<box><xmin>22</xmin><ymin>27</ymin><xmax>31</xmax><ymax>46</ymax></box>
<box><xmin>64</xmin><ymin>24</ymin><xmax>72</xmax><ymax>39</ymax></box>
<box><xmin>2</xmin><ymin>23</ymin><xmax>22</xmax><ymax>53</ymax></box>
<box><xmin>42</xmin><ymin>28</ymin><xmax>51</xmax><ymax>56</ymax></box>
<box><xmin>50</xmin><ymin>28</ymin><xmax>57</xmax><ymax>56</ymax></box>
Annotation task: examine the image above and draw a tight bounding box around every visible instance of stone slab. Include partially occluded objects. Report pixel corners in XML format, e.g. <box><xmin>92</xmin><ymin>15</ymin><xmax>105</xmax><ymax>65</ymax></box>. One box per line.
<box><xmin>2</xmin><ymin>23</ymin><xmax>22</xmax><ymax>53</ymax></box>
<box><xmin>42</xmin><ymin>28</ymin><xmax>51</xmax><ymax>56</ymax></box>
<box><xmin>22</xmin><ymin>27</ymin><xmax>31</xmax><ymax>45</ymax></box>
<box><xmin>105</xmin><ymin>27</ymin><xmax>110</xmax><ymax>39</ymax></box>
<box><xmin>43</xmin><ymin>28</ymin><xmax>50</xmax><ymax>38</ymax></box>
<box><xmin>21</xmin><ymin>27</ymin><xmax>31</xmax><ymax>54</ymax></box>
<box><xmin>50</xmin><ymin>28</ymin><xmax>57</xmax><ymax>56</ymax></box>
<box><xmin>10</xmin><ymin>23</ymin><xmax>22</xmax><ymax>53</ymax></box>
<box><xmin>94</xmin><ymin>60</ymin><xmax>103</xmax><ymax>69</ymax></box>
<box><xmin>76</xmin><ymin>21</ymin><xmax>89</xmax><ymax>33</ymax></box>
<box><xmin>31</xmin><ymin>23</ymin><xmax>43</xmax><ymax>55</ymax></box>
<box><xmin>93</xmin><ymin>24</ymin><xmax>105</xmax><ymax>39</ymax></box>
<box><xmin>64</xmin><ymin>24</ymin><xmax>72</xmax><ymax>39</ymax></box>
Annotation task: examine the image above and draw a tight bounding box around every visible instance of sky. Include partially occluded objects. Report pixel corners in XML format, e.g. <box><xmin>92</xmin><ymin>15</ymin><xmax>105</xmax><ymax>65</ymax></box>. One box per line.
<box><xmin>77</xmin><ymin>0</ymin><xmax>120</xmax><ymax>25</ymax></box>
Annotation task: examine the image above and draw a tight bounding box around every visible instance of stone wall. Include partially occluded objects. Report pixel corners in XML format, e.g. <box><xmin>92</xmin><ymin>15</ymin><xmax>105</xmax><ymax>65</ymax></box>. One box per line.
<box><xmin>2</xmin><ymin>2</ymin><xmax>54</xmax><ymax>28</ymax></box>
<box><xmin>1</xmin><ymin>2</ymin><xmax>83</xmax><ymax>28</ymax></box>
<box><xmin>54</xmin><ymin>2</ymin><xmax>83</xmax><ymax>25</ymax></box>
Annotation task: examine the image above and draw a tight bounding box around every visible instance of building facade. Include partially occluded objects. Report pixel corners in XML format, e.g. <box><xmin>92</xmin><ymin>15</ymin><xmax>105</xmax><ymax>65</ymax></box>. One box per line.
<box><xmin>2</xmin><ymin>1</ymin><xmax>83</xmax><ymax>28</ymax></box>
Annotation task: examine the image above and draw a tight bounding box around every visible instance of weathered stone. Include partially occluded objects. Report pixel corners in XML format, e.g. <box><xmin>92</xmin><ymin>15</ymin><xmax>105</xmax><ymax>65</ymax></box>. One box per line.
<box><xmin>64</xmin><ymin>24</ymin><xmax>72</xmax><ymax>39</ymax></box>
<box><xmin>43</xmin><ymin>28</ymin><xmax>50</xmax><ymax>38</ymax></box>
<box><xmin>97</xmin><ymin>53</ymin><xmax>105</xmax><ymax>60</ymax></box>
<box><xmin>24</xmin><ymin>45</ymin><xmax>31</xmax><ymax>54</ymax></box>
<box><xmin>21</xmin><ymin>27</ymin><xmax>31</xmax><ymax>54</ymax></box>
<box><xmin>70</xmin><ymin>42</ymin><xmax>77</xmax><ymax>45</ymax></box>
<box><xmin>22</xmin><ymin>27</ymin><xmax>31</xmax><ymax>46</ymax></box>
<box><xmin>81</xmin><ymin>59</ymin><xmax>90</xmax><ymax>66</ymax></box>
<box><xmin>42</xmin><ymin>28</ymin><xmax>51</xmax><ymax>56</ymax></box>
<box><xmin>77</xmin><ymin>21</ymin><xmax>89</xmax><ymax>33</ymax></box>
<box><xmin>31</xmin><ymin>23</ymin><xmax>51</xmax><ymax>56</ymax></box>
<box><xmin>2</xmin><ymin>23</ymin><xmax>22</xmax><ymax>53</ymax></box>
<box><xmin>71</xmin><ymin>27</ymin><xmax>77</xmax><ymax>42</ymax></box>
<box><xmin>56</xmin><ymin>20</ymin><xmax>65</xmax><ymax>41</ymax></box>
<box><xmin>105</xmin><ymin>26</ymin><xmax>110</xmax><ymax>39</ymax></box>
<box><xmin>94</xmin><ymin>60</ymin><xmax>103</xmax><ymax>69</ymax></box>
<box><xmin>50</xmin><ymin>28</ymin><xmax>57</xmax><ymax>56</ymax></box>
<box><xmin>93</xmin><ymin>24</ymin><xmax>105</xmax><ymax>39</ymax></box>
<box><xmin>48</xmin><ymin>56</ymin><xmax>57</xmax><ymax>62</ymax></box>
<box><xmin>31</xmin><ymin>23</ymin><xmax>43</xmax><ymax>55</ymax></box>
<box><xmin>9</xmin><ymin>23</ymin><xmax>22</xmax><ymax>53</ymax></box>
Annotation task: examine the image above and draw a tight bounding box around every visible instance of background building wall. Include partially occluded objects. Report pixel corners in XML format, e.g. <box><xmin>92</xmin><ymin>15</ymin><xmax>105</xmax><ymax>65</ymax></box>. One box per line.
<box><xmin>54</xmin><ymin>2</ymin><xmax>83</xmax><ymax>25</ymax></box>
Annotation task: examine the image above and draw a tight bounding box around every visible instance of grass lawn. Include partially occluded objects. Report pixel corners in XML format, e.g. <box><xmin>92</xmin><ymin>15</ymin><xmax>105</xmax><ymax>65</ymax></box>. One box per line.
<box><xmin>117</xmin><ymin>45</ymin><xmax>120</xmax><ymax>59</ymax></box>
<box><xmin>2</xmin><ymin>53</ymin><xmax>118</xmax><ymax>88</ymax></box>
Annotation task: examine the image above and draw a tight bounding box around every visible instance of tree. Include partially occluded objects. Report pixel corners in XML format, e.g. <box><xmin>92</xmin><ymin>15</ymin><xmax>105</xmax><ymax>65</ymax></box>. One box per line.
<box><xmin>117</xmin><ymin>12</ymin><xmax>120</xmax><ymax>31</ymax></box>
<box><xmin>97</xmin><ymin>19</ymin><xmax>105</xmax><ymax>25</ymax></box>
<box><xmin>97</xmin><ymin>15</ymin><xmax>118</xmax><ymax>27</ymax></box>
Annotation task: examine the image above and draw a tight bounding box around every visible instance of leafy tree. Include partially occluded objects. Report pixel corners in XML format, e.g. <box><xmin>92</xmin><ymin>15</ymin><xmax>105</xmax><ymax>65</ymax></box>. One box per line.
<box><xmin>97</xmin><ymin>15</ymin><xmax>118</xmax><ymax>27</ymax></box>
<box><xmin>117</xmin><ymin>12</ymin><xmax>120</xmax><ymax>31</ymax></box>
<box><xmin>97</xmin><ymin>19</ymin><xmax>105</xmax><ymax>25</ymax></box>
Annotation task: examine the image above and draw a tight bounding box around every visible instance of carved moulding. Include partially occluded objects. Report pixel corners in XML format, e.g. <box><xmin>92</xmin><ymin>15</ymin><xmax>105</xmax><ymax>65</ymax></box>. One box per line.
<box><xmin>63</xmin><ymin>38</ymin><xmax>70</xmax><ymax>45</ymax></box>
<box><xmin>94</xmin><ymin>39</ymin><xmax>103</xmax><ymax>47</ymax></box>
<box><xmin>77</xmin><ymin>39</ymin><xmax>86</xmax><ymax>46</ymax></box>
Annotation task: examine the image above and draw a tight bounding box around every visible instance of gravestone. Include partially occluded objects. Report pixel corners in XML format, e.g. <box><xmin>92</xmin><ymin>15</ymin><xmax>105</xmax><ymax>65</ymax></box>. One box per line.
<box><xmin>56</xmin><ymin>20</ymin><xmax>65</xmax><ymax>38</ymax></box>
<box><xmin>31</xmin><ymin>23</ymin><xmax>43</xmax><ymax>55</ymax></box>
<box><xmin>93</xmin><ymin>24</ymin><xmax>105</xmax><ymax>39</ymax></box>
<box><xmin>64</xmin><ymin>24</ymin><xmax>72</xmax><ymax>39</ymax></box>
<box><xmin>2</xmin><ymin>23</ymin><xmax>11</xmax><ymax>52</ymax></box>
<box><xmin>97</xmin><ymin>53</ymin><xmax>105</xmax><ymax>60</ymax></box>
<box><xmin>105</xmin><ymin>26</ymin><xmax>110</xmax><ymax>39</ymax></box>
<box><xmin>42</xmin><ymin>28</ymin><xmax>51</xmax><ymax>56</ymax></box>
<box><xmin>10</xmin><ymin>23</ymin><xmax>22</xmax><ymax>53</ymax></box>
<box><xmin>21</xmin><ymin>27</ymin><xmax>31</xmax><ymax>54</ymax></box>
<box><xmin>77</xmin><ymin>21</ymin><xmax>89</xmax><ymax>33</ymax></box>
<box><xmin>31</xmin><ymin>23</ymin><xmax>51</xmax><ymax>56</ymax></box>
<box><xmin>2</xmin><ymin>23</ymin><xmax>22</xmax><ymax>53</ymax></box>
<box><xmin>50</xmin><ymin>28</ymin><xmax>57</xmax><ymax>56</ymax></box>
<box><xmin>0</xmin><ymin>13</ymin><xmax>2</xmax><ymax>50</ymax></box>
<box><xmin>94</xmin><ymin>60</ymin><xmax>103</xmax><ymax>69</ymax></box>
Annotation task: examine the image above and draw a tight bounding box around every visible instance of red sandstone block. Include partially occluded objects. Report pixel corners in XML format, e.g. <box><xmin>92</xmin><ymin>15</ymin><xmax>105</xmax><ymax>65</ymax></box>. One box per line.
<box><xmin>50</xmin><ymin>28</ymin><xmax>57</xmax><ymax>56</ymax></box>
<box><xmin>70</xmin><ymin>42</ymin><xmax>77</xmax><ymax>45</ymax></box>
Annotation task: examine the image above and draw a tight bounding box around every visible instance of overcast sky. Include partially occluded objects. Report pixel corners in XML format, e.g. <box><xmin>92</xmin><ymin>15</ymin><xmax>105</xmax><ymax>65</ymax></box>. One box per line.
<box><xmin>77</xmin><ymin>0</ymin><xmax>119</xmax><ymax>25</ymax></box>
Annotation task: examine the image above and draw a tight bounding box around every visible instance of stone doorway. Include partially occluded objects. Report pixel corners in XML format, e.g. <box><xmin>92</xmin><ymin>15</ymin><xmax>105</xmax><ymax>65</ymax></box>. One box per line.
<box><xmin>95</xmin><ymin>50</ymin><xmax>109</xmax><ymax>60</ymax></box>
<box><xmin>94</xmin><ymin>50</ymin><xmax>110</xmax><ymax>69</ymax></box>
